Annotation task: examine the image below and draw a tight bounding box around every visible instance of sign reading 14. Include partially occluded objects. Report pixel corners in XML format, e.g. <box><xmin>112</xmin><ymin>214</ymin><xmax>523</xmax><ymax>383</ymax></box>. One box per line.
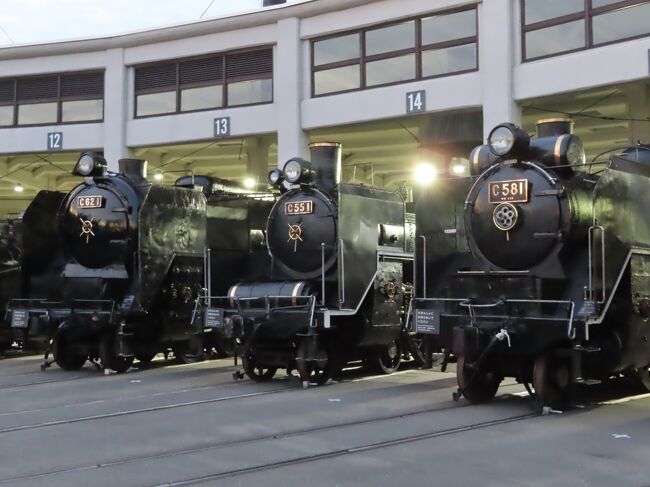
<box><xmin>406</xmin><ymin>90</ymin><xmax>426</xmax><ymax>114</ymax></box>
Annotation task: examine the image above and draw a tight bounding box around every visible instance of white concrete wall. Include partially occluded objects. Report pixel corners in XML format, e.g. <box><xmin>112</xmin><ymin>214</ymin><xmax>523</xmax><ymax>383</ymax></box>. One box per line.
<box><xmin>0</xmin><ymin>0</ymin><xmax>649</xmax><ymax>163</ymax></box>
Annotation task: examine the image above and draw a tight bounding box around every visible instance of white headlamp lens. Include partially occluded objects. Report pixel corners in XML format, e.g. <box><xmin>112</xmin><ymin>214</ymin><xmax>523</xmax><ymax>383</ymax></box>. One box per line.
<box><xmin>77</xmin><ymin>155</ymin><xmax>95</xmax><ymax>176</ymax></box>
<box><xmin>283</xmin><ymin>160</ymin><xmax>302</xmax><ymax>183</ymax></box>
<box><xmin>489</xmin><ymin>126</ymin><xmax>515</xmax><ymax>156</ymax></box>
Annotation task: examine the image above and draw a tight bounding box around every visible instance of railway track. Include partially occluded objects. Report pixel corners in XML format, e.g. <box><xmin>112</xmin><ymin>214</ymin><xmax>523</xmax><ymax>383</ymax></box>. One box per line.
<box><xmin>0</xmin><ymin>395</ymin><xmax>538</xmax><ymax>485</ymax></box>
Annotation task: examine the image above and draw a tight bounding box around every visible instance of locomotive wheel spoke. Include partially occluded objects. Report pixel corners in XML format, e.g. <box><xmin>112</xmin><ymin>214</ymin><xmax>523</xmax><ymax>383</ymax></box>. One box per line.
<box><xmin>456</xmin><ymin>355</ymin><xmax>501</xmax><ymax>404</ymax></box>
<box><xmin>532</xmin><ymin>353</ymin><xmax>572</xmax><ymax>410</ymax></box>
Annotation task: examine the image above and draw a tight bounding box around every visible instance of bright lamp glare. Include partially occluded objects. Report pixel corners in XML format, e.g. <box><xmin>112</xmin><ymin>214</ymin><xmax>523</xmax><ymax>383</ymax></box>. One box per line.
<box><xmin>414</xmin><ymin>163</ymin><xmax>437</xmax><ymax>185</ymax></box>
<box><xmin>13</xmin><ymin>184</ymin><xmax>23</xmax><ymax>193</ymax></box>
<box><xmin>243</xmin><ymin>177</ymin><xmax>256</xmax><ymax>189</ymax></box>
<box><xmin>154</xmin><ymin>172</ymin><xmax>163</xmax><ymax>181</ymax></box>
<box><xmin>451</xmin><ymin>163</ymin><xmax>466</xmax><ymax>176</ymax></box>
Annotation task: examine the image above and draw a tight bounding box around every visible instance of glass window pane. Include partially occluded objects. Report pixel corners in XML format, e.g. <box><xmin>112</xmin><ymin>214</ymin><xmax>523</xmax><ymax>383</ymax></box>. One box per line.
<box><xmin>18</xmin><ymin>102</ymin><xmax>57</xmax><ymax>125</ymax></box>
<box><xmin>181</xmin><ymin>85</ymin><xmax>223</xmax><ymax>111</ymax></box>
<box><xmin>314</xmin><ymin>65</ymin><xmax>360</xmax><ymax>95</ymax></box>
<box><xmin>0</xmin><ymin>106</ymin><xmax>13</xmax><ymax>126</ymax></box>
<box><xmin>525</xmin><ymin>20</ymin><xmax>585</xmax><ymax>59</ymax></box>
<box><xmin>61</xmin><ymin>99</ymin><xmax>103</xmax><ymax>122</ymax></box>
<box><xmin>365</xmin><ymin>21</ymin><xmax>415</xmax><ymax>56</ymax></box>
<box><xmin>227</xmin><ymin>79</ymin><xmax>272</xmax><ymax>106</ymax></box>
<box><xmin>366</xmin><ymin>54</ymin><xmax>415</xmax><ymax>87</ymax></box>
<box><xmin>313</xmin><ymin>34</ymin><xmax>360</xmax><ymax>66</ymax></box>
<box><xmin>593</xmin><ymin>3</ymin><xmax>650</xmax><ymax>45</ymax></box>
<box><xmin>524</xmin><ymin>0</ymin><xmax>584</xmax><ymax>24</ymax></box>
<box><xmin>421</xmin><ymin>10</ymin><xmax>476</xmax><ymax>45</ymax></box>
<box><xmin>136</xmin><ymin>91</ymin><xmax>176</xmax><ymax>117</ymax></box>
<box><xmin>422</xmin><ymin>43</ymin><xmax>477</xmax><ymax>78</ymax></box>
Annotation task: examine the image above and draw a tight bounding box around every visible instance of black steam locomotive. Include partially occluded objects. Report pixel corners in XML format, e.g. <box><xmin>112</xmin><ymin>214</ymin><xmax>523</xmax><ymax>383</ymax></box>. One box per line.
<box><xmin>413</xmin><ymin>119</ymin><xmax>650</xmax><ymax>408</ymax></box>
<box><xmin>205</xmin><ymin>142</ymin><xmax>416</xmax><ymax>386</ymax></box>
<box><xmin>8</xmin><ymin>154</ymin><xmax>273</xmax><ymax>372</ymax></box>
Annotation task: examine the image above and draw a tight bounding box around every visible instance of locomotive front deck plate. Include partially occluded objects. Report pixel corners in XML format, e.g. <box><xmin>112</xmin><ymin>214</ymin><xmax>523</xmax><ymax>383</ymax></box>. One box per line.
<box><xmin>285</xmin><ymin>200</ymin><xmax>314</xmax><ymax>215</ymax></box>
<box><xmin>488</xmin><ymin>179</ymin><xmax>529</xmax><ymax>204</ymax></box>
<box><xmin>77</xmin><ymin>195</ymin><xmax>104</xmax><ymax>209</ymax></box>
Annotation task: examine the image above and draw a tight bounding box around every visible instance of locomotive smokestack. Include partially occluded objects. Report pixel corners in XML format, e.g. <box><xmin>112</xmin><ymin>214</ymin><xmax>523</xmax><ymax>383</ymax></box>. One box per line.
<box><xmin>536</xmin><ymin>118</ymin><xmax>573</xmax><ymax>138</ymax></box>
<box><xmin>308</xmin><ymin>142</ymin><xmax>342</xmax><ymax>193</ymax></box>
<box><xmin>118</xmin><ymin>158</ymin><xmax>148</xmax><ymax>183</ymax></box>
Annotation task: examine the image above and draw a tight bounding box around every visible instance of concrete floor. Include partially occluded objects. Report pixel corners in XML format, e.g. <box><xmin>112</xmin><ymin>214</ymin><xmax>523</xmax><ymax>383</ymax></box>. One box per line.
<box><xmin>0</xmin><ymin>355</ymin><xmax>648</xmax><ymax>487</ymax></box>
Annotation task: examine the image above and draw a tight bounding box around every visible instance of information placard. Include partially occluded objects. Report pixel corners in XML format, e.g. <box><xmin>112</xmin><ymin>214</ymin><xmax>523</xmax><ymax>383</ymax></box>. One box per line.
<box><xmin>414</xmin><ymin>308</ymin><xmax>440</xmax><ymax>334</ymax></box>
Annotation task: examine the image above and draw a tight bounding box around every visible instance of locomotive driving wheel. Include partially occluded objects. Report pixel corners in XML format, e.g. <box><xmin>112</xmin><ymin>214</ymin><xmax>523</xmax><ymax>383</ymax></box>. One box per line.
<box><xmin>173</xmin><ymin>336</ymin><xmax>204</xmax><ymax>364</ymax></box>
<box><xmin>100</xmin><ymin>332</ymin><xmax>134</xmax><ymax>373</ymax></box>
<box><xmin>532</xmin><ymin>353</ymin><xmax>573</xmax><ymax>410</ymax></box>
<box><xmin>456</xmin><ymin>355</ymin><xmax>501</xmax><ymax>404</ymax></box>
<box><xmin>241</xmin><ymin>345</ymin><xmax>277</xmax><ymax>382</ymax></box>
<box><xmin>377</xmin><ymin>339</ymin><xmax>402</xmax><ymax>374</ymax></box>
<box><xmin>295</xmin><ymin>339</ymin><xmax>339</xmax><ymax>387</ymax></box>
<box><xmin>52</xmin><ymin>332</ymin><xmax>87</xmax><ymax>371</ymax></box>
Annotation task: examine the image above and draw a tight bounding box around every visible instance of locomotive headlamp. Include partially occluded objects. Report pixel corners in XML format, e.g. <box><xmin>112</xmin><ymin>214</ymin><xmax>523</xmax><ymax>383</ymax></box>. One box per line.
<box><xmin>267</xmin><ymin>168</ymin><xmax>284</xmax><ymax>186</ymax></box>
<box><xmin>488</xmin><ymin>123</ymin><xmax>530</xmax><ymax>159</ymax></box>
<box><xmin>73</xmin><ymin>152</ymin><xmax>107</xmax><ymax>177</ymax></box>
<box><xmin>414</xmin><ymin>163</ymin><xmax>437</xmax><ymax>185</ymax></box>
<box><xmin>283</xmin><ymin>158</ymin><xmax>313</xmax><ymax>184</ymax></box>
<box><xmin>243</xmin><ymin>177</ymin><xmax>256</xmax><ymax>189</ymax></box>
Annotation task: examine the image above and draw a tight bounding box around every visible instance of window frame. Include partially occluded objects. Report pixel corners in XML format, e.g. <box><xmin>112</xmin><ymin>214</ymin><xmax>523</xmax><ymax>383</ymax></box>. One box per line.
<box><xmin>310</xmin><ymin>5</ymin><xmax>479</xmax><ymax>98</ymax></box>
<box><xmin>0</xmin><ymin>70</ymin><xmax>104</xmax><ymax>129</ymax></box>
<box><xmin>521</xmin><ymin>0</ymin><xmax>650</xmax><ymax>62</ymax></box>
<box><xmin>133</xmin><ymin>46</ymin><xmax>274</xmax><ymax>119</ymax></box>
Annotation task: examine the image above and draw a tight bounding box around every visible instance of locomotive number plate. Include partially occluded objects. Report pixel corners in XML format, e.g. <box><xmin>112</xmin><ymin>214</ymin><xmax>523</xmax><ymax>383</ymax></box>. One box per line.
<box><xmin>488</xmin><ymin>179</ymin><xmax>529</xmax><ymax>204</ymax></box>
<box><xmin>77</xmin><ymin>195</ymin><xmax>104</xmax><ymax>209</ymax></box>
<box><xmin>285</xmin><ymin>200</ymin><xmax>314</xmax><ymax>215</ymax></box>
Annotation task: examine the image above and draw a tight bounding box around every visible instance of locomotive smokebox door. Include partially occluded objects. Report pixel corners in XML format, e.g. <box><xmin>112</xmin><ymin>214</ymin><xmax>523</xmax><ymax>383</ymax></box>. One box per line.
<box><xmin>373</xmin><ymin>261</ymin><xmax>403</xmax><ymax>327</ymax></box>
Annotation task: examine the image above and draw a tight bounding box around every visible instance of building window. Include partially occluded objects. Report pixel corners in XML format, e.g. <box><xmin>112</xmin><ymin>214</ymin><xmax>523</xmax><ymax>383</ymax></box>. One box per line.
<box><xmin>310</xmin><ymin>7</ymin><xmax>478</xmax><ymax>97</ymax></box>
<box><xmin>134</xmin><ymin>47</ymin><xmax>273</xmax><ymax>118</ymax></box>
<box><xmin>0</xmin><ymin>71</ymin><xmax>103</xmax><ymax>128</ymax></box>
<box><xmin>521</xmin><ymin>0</ymin><xmax>650</xmax><ymax>61</ymax></box>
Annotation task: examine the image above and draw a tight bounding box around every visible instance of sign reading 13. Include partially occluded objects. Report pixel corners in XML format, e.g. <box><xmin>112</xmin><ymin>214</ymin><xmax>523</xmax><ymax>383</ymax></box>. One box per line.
<box><xmin>214</xmin><ymin>117</ymin><xmax>230</xmax><ymax>138</ymax></box>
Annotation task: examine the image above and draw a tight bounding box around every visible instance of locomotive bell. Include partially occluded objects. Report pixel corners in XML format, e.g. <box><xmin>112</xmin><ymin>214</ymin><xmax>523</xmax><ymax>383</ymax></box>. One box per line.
<box><xmin>308</xmin><ymin>142</ymin><xmax>342</xmax><ymax>193</ymax></box>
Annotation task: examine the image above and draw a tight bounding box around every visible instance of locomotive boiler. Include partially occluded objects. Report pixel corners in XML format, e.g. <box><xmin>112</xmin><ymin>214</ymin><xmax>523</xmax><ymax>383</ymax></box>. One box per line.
<box><xmin>413</xmin><ymin>119</ymin><xmax>650</xmax><ymax>408</ymax></box>
<box><xmin>206</xmin><ymin>142</ymin><xmax>416</xmax><ymax>385</ymax></box>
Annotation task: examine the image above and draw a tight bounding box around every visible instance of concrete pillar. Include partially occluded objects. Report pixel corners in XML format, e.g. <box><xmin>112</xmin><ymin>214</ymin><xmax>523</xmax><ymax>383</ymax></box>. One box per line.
<box><xmin>479</xmin><ymin>0</ymin><xmax>522</xmax><ymax>141</ymax></box>
<box><xmin>103</xmin><ymin>48</ymin><xmax>133</xmax><ymax>171</ymax></box>
<box><xmin>275</xmin><ymin>17</ymin><xmax>309</xmax><ymax>167</ymax></box>
<box><xmin>625</xmin><ymin>84</ymin><xmax>650</xmax><ymax>145</ymax></box>
<box><xmin>246</xmin><ymin>136</ymin><xmax>271</xmax><ymax>183</ymax></box>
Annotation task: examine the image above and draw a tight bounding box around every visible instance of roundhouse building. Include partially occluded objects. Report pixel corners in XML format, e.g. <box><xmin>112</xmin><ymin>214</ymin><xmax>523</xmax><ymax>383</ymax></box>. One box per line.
<box><xmin>0</xmin><ymin>0</ymin><xmax>649</xmax><ymax>215</ymax></box>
